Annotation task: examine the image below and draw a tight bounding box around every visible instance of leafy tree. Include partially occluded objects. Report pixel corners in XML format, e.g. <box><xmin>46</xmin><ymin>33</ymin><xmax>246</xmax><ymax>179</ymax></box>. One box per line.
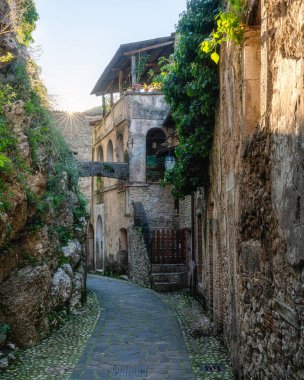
<box><xmin>161</xmin><ymin>0</ymin><xmax>220</xmax><ymax>198</ymax></box>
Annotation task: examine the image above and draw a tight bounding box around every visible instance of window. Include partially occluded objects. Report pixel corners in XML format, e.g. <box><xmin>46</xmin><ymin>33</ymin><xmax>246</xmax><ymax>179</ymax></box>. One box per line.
<box><xmin>146</xmin><ymin>128</ymin><xmax>166</xmax><ymax>182</ymax></box>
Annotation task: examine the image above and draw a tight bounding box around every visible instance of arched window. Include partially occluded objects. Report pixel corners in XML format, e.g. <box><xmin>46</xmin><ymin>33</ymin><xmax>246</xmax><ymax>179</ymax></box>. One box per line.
<box><xmin>107</xmin><ymin>140</ymin><xmax>114</xmax><ymax>162</ymax></box>
<box><xmin>97</xmin><ymin>146</ymin><xmax>104</xmax><ymax>162</ymax></box>
<box><xmin>116</xmin><ymin>134</ymin><xmax>124</xmax><ymax>162</ymax></box>
<box><xmin>146</xmin><ymin>128</ymin><xmax>166</xmax><ymax>182</ymax></box>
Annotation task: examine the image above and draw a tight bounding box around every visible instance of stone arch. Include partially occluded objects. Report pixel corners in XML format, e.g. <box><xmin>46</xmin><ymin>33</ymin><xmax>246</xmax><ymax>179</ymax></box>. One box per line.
<box><xmin>96</xmin><ymin>215</ymin><xmax>104</xmax><ymax>271</ymax></box>
<box><xmin>116</xmin><ymin>134</ymin><xmax>124</xmax><ymax>162</ymax></box>
<box><xmin>146</xmin><ymin>128</ymin><xmax>167</xmax><ymax>182</ymax></box>
<box><xmin>119</xmin><ymin>228</ymin><xmax>128</xmax><ymax>274</ymax></box>
<box><xmin>107</xmin><ymin>140</ymin><xmax>114</xmax><ymax>162</ymax></box>
<box><xmin>97</xmin><ymin>145</ymin><xmax>104</xmax><ymax>162</ymax></box>
<box><xmin>87</xmin><ymin>223</ymin><xmax>94</xmax><ymax>271</ymax></box>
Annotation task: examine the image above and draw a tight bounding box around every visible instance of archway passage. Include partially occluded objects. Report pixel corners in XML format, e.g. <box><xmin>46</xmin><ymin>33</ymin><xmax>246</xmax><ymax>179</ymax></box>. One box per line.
<box><xmin>87</xmin><ymin>224</ymin><xmax>94</xmax><ymax>270</ymax></box>
<box><xmin>96</xmin><ymin>215</ymin><xmax>104</xmax><ymax>271</ymax></box>
<box><xmin>119</xmin><ymin>228</ymin><xmax>128</xmax><ymax>274</ymax></box>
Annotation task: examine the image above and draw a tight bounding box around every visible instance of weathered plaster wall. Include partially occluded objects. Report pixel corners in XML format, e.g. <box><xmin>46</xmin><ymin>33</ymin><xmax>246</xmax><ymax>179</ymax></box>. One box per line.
<box><xmin>200</xmin><ymin>1</ymin><xmax>304</xmax><ymax>379</ymax></box>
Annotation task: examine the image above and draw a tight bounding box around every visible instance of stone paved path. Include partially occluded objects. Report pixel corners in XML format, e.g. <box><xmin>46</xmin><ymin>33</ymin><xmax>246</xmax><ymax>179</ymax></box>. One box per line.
<box><xmin>72</xmin><ymin>275</ymin><xmax>195</xmax><ymax>380</ymax></box>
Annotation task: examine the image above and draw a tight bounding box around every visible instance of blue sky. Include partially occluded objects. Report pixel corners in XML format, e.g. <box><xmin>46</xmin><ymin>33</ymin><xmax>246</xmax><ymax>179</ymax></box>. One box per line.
<box><xmin>33</xmin><ymin>0</ymin><xmax>187</xmax><ymax>112</ymax></box>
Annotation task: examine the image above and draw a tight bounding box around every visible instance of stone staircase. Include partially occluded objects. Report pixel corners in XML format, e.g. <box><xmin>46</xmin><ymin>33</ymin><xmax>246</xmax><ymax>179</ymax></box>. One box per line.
<box><xmin>151</xmin><ymin>264</ymin><xmax>188</xmax><ymax>292</ymax></box>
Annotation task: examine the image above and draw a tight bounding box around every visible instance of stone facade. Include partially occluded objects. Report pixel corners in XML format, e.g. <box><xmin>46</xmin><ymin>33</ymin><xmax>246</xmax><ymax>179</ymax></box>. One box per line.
<box><xmin>88</xmin><ymin>93</ymin><xmax>176</xmax><ymax>278</ymax></box>
<box><xmin>193</xmin><ymin>1</ymin><xmax>304</xmax><ymax>378</ymax></box>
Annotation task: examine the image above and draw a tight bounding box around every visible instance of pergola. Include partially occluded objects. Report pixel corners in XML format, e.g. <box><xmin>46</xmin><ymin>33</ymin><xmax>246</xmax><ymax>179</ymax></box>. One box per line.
<box><xmin>91</xmin><ymin>34</ymin><xmax>175</xmax><ymax>114</ymax></box>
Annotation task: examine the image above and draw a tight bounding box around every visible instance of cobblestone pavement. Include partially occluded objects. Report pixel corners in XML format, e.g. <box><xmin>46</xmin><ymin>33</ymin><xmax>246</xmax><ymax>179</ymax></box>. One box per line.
<box><xmin>0</xmin><ymin>291</ymin><xmax>100</xmax><ymax>380</ymax></box>
<box><xmin>158</xmin><ymin>291</ymin><xmax>234</xmax><ymax>380</ymax></box>
<box><xmin>71</xmin><ymin>275</ymin><xmax>195</xmax><ymax>380</ymax></box>
<box><xmin>0</xmin><ymin>277</ymin><xmax>234</xmax><ymax>380</ymax></box>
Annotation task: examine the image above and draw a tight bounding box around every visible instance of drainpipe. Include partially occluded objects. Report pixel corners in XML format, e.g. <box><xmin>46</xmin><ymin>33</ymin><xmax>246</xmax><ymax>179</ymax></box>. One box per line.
<box><xmin>191</xmin><ymin>192</ymin><xmax>197</xmax><ymax>296</ymax></box>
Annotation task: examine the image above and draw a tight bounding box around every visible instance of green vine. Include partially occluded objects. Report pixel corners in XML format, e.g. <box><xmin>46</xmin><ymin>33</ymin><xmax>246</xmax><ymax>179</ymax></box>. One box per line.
<box><xmin>201</xmin><ymin>0</ymin><xmax>245</xmax><ymax>63</ymax></box>
<box><xmin>159</xmin><ymin>0</ymin><xmax>220</xmax><ymax>198</ymax></box>
<box><xmin>135</xmin><ymin>54</ymin><xmax>150</xmax><ymax>83</ymax></box>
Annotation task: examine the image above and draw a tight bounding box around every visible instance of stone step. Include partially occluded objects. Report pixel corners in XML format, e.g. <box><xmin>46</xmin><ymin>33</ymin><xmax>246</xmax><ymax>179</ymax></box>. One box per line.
<box><xmin>152</xmin><ymin>281</ymin><xmax>179</xmax><ymax>292</ymax></box>
<box><xmin>151</xmin><ymin>264</ymin><xmax>186</xmax><ymax>273</ymax></box>
<box><xmin>151</xmin><ymin>272</ymin><xmax>187</xmax><ymax>283</ymax></box>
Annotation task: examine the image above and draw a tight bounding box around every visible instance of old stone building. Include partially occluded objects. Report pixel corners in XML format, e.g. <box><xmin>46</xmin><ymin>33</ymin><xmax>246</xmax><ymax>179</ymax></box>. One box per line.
<box><xmin>86</xmin><ymin>1</ymin><xmax>304</xmax><ymax>378</ymax></box>
<box><xmin>87</xmin><ymin>36</ymin><xmax>190</xmax><ymax>288</ymax></box>
<box><xmin>188</xmin><ymin>0</ymin><xmax>304</xmax><ymax>378</ymax></box>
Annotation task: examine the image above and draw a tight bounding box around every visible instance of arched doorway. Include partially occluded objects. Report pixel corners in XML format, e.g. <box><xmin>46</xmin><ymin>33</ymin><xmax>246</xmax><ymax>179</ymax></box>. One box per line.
<box><xmin>96</xmin><ymin>216</ymin><xmax>104</xmax><ymax>271</ymax></box>
<box><xmin>119</xmin><ymin>228</ymin><xmax>128</xmax><ymax>274</ymax></box>
<box><xmin>87</xmin><ymin>224</ymin><xmax>94</xmax><ymax>270</ymax></box>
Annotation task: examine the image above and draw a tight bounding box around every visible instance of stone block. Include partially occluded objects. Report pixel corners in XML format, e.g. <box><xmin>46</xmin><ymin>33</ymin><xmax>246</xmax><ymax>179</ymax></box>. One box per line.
<box><xmin>239</xmin><ymin>239</ymin><xmax>261</xmax><ymax>273</ymax></box>
<box><xmin>275</xmin><ymin>300</ymin><xmax>299</xmax><ymax>329</ymax></box>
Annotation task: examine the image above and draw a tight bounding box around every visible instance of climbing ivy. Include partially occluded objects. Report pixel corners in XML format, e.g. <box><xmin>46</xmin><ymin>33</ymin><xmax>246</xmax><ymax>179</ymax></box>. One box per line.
<box><xmin>201</xmin><ymin>0</ymin><xmax>245</xmax><ymax>63</ymax></box>
<box><xmin>160</xmin><ymin>0</ymin><xmax>220</xmax><ymax>198</ymax></box>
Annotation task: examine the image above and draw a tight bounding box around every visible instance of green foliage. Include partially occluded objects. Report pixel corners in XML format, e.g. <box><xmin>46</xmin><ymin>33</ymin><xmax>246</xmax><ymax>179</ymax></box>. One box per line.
<box><xmin>160</xmin><ymin>0</ymin><xmax>220</xmax><ymax>198</ymax></box>
<box><xmin>0</xmin><ymin>84</ymin><xmax>17</xmax><ymax>168</ymax></box>
<box><xmin>0</xmin><ymin>52</ymin><xmax>14</xmax><ymax>63</ymax></box>
<box><xmin>135</xmin><ymin>54</ymin><xmax>150</xmax><ymax>83</ymax></box>
<box><xmin>48</xmin><ymin>308</ymin><xmax>69</xmax><ymax>330</ymax></box>
<box><xmin>0</xmin><ymin>323</ymin><xmax>10</xmax><ymax>336</ymax></box>
<box><xmin>73</xmin><ymin>192</ymin><xmax>88</xmax><ymax>228</ymax></box>
<box><xmin>201</xmin><ymin>0</ymin><xmax>244</xmax><ymax>63</ymax></box>
<box><xmin>17</xmin><ymin>0</ymin><xmax>39</xmax><ymax>46</ymax></box>
<box><xmin>0</xmin><ymin>0</ymin><xmax>87</xmax><ymax>255</ymax></box>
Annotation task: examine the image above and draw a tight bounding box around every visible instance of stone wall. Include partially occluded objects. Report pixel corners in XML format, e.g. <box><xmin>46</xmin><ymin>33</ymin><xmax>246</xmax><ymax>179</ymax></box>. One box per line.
<box><xmin>52</xmin><ymin>111</ymin><xmax>95</xmax><ymax>201</ymax></box>
<box><xmin>198</xmin><ymin>1</ymin><xmax>304</xmax><ymax>378</ymax></box>
<box><xmin>128</xmin><ymin>226</ymin><xmax>151</xmax><ymax>287</ymax></box>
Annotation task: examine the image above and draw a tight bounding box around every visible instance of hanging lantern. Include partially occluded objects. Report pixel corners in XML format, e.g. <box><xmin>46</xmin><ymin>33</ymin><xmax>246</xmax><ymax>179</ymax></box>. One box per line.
<box><xmin>165</xmin><ymin>153</ymin><xmax>176</xmax><ymax>171</ymax></box>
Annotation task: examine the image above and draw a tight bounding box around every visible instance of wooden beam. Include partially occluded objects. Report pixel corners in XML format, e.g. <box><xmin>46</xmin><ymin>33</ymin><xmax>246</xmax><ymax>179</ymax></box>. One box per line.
<box><xmin>131</xmin><ymin>55</ymin><xmax>137</xmax><ymax>86</ymax></box>
<box><xmin>102</xmin><ymin>94</ymin><xmax>106</xmax><ymax>116</ymax></box>
<box><xmin>119</xmin><ymin>70</ymin><xmax>123</xmax><ymax>96</ymax></box>
<box><xmin>123</xmin><ymin>41</ymin><xmax>174</xmax><ymax>56</ymax></box>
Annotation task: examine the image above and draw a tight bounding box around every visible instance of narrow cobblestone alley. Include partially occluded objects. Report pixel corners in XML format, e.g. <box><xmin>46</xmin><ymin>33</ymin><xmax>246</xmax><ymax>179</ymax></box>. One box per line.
<box><xmin>0</xmin><ymin>275</ymin><xmax>233</xmax><ymax>380</ymax></box>
<box><xmin>72</xmin><ymin>275</ymin><xmax>195</xmax><ymax>380</ymax></box>
<box><xmin>71</xmin><ymin>275</ymin><xmax>233</xmax><ymax>380</ymax></box>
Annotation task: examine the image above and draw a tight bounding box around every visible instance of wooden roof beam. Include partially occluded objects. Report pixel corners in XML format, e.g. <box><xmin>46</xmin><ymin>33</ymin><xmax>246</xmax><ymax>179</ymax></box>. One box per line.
<box><xmin>123</xmin><ymin>41</ymin><xmax>174</xmax><ymax>56</ymax></box>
